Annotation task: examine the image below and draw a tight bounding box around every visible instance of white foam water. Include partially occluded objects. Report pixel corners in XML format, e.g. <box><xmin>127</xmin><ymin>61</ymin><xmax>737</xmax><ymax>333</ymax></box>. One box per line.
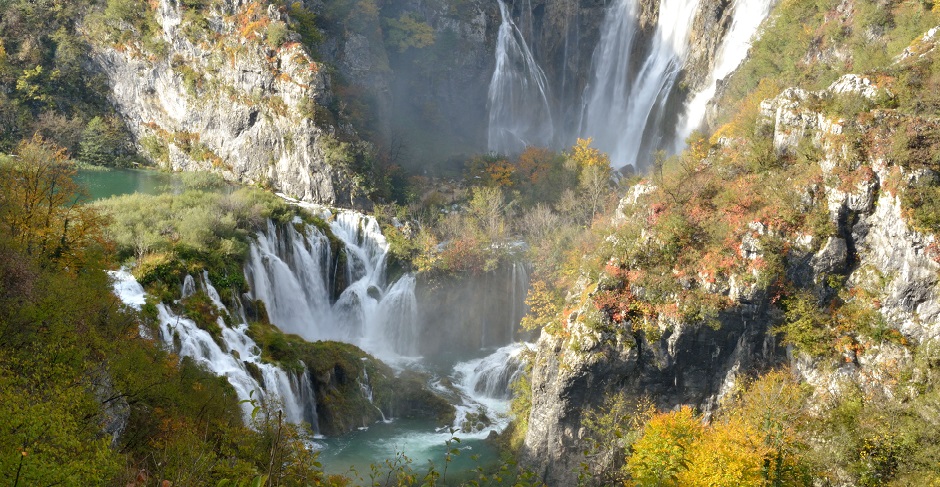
<box><xmin>109</xmin><ymin>269</ymin><xmax>320</xmax><ymax>433</ymax></box>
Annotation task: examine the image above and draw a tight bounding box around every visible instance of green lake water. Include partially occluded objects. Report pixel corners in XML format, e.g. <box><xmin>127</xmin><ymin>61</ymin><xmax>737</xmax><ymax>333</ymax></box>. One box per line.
<box><xmin>75</xmin><ymin>168</ymin><xmax>185</xmax><ymax>201</ymax></box>
<box><xmin>315</xmin><ymin>418</ymin><xmax>503</xmax><ymax>484</ymax></box>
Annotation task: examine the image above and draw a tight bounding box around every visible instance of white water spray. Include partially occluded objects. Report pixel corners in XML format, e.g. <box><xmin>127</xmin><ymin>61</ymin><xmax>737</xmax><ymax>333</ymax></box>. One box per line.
<box><xmin>580</xmin><ymin>0</ymin><xmax>701</xmax><ymax>169</ymax></box>
<box><xmin>678</xmin><ymin>0</ymin><xmax>775</xmax><ymax>141</ymax></box>
<box><xmin>109</xmin><ymin>269</ymin><xmax>320</xmax><ymax>432</ymax></box>
<box><xmin>487</xmin><ymin>0</ymin><xmax>555</xmax><ymax>154</ymax></box>
<box><xmin>450</xmin><ymin>343</ymin><xmax>532</xmax><ymax>435</ymax></box>
<box><xmin>245</xmin><ymin>213</ymin><xmax>420</xmax><ymax>362</ymax></box>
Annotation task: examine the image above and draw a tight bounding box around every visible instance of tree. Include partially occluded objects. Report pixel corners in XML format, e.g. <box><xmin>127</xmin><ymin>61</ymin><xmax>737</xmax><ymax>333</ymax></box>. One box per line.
<box><xmin>0</xmin><ymin>135</ymin><xmax>109</xmax><ymax>269</ymax></box>
<box><xmin>627</xmin><ymin>406</ymin><xmax>703</xmax><ymax>486</ymax></box>
<box><xmin>570</xmin><ymin>138</ymin><xmax>612</xmax><ymax>221</ymax></box>
<box><xmin>77</xmin><ymin>116</ymin><xmax>127</xmax><ymax>167</ymax></box>
<box><xmin>385</xmin><ymin>14</ymin><xmax>435</xmax><ymax>52</ymax></box>
<box><xmin>520</xmin><ymin>279</ymin><xmax>562</xmax><ymax>332</ymax></box>
<box><xmin>520</xmin><ymin>203</ymin><xmax>560</xmax><ymax>243</ymax></box>
<box><xmin>466</xmin><ymin>154</ymin><xmax>516</xmax><ymax>188</ymax></box>
<box><xmin>580</xmin><ymin>163</ymin><xmax>612</xmax><ymax>222</ymax></box>
<box><xmin>468</xmin><ymin>186</ymin><xmax>507</xmax><ymax>242</ymax></box>
<box><xmin>678</xmin><ymin>418</ymin><xmax>768</xmax><ymax>487</ymax></box>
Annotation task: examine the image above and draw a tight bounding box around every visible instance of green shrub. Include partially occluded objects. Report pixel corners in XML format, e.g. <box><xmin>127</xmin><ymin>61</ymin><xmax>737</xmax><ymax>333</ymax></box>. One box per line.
<box><xmin>266</xmin><ymin>21</ymin><xmax>289</xmax><ymax>49</ymax></box>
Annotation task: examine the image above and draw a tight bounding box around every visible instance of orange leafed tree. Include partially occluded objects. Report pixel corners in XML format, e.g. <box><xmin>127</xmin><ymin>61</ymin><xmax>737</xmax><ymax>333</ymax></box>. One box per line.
<box><xmin>627</xmin><ymin>406</ymin><xmax>703</xmax><ymax>487</ymax></box>
<box><xmin>571</xmin><ymin>137</ymin><xmax>611</xmax><ymax>168</ymax></box>
<box><xmin>0</xmin><ymin>135</ymin><xmax>109</xmax><ymax>270</ymax></box>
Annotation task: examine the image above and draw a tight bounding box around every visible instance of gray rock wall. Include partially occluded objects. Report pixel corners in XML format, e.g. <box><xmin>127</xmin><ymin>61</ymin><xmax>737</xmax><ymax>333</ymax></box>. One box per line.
<box><xmin>522</xmin><ymin>71</ymin><xmax>940</xmax><ymax>485</ymax></box>
<box><xmin>87</xmin><ymin>0</ymin><xmax>363</xmax><ymax>205</ymax></box>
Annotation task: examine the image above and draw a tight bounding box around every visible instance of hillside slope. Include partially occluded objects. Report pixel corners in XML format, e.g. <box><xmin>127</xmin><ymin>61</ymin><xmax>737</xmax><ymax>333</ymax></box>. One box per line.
<box><xmin>519</xmin><ymin>2</ymin><xmax>940</xmax><ymax>484</ymax></box>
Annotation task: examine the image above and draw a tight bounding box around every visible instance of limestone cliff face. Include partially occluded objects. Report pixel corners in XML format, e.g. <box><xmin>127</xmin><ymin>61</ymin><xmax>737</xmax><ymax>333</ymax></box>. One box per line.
<box><xmin>314</xmin><ymin>0</ymin><xmax>495</xmax><ymax>160</ymax></box>
<box><xmin>525</xmin><ymin>295</ymin><xmax>778</xmax><ymax>484</ymax></box>
<box><xmin>314</xmin><ymin>0</ymin><xmax>737</xmax><ymax>163</ymax></box>
<box><xmin>87</xmin><ymin>0</ymin><xmax>365</xmax><ymax>206</ymax></box>
<box><xmin>761</xmin><ymin>74</ymin><xmax>940</xmax><ymax>344</ymax></box>
<box><xmin>522</xmin><ymin>67</ymin><xmax>940</xmax><ymax>485</ymax></box>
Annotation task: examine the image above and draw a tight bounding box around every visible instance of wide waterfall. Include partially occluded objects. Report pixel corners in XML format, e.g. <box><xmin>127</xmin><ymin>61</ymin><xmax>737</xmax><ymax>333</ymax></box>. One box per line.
<box><xmin>487</xmin><ymin>0</ymin><xmax>555</xmax><ymax>155</ymax></box>
<box><xmin>109</xmin><ymin>269</ymin><xmax>320</xmax><ymax>432</ymax></box>
<box><xmin>245</xmin><ymin>211</ymin><xmax>420</xmax><ymax>361</ymax></box>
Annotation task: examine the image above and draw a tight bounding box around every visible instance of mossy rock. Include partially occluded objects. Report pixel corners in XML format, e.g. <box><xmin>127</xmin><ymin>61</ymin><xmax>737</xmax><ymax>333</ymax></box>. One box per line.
<box><xmin>244</xmin><ymin>321</ymin><xmax>457</xmax><ymax>436</ymax></box>
<box><xmin>382</xmin><ymin>370</ymin><xmax>456</xmax><ymax>425</ymax></box>
<box><xmin>297</xmin><ymin>341</ymin><xmax>390</xmax><ymax>436</ymax></box>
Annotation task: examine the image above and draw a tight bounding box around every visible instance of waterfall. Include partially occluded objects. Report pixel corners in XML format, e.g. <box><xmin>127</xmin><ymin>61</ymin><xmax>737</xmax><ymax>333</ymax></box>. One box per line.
<box><xmin>109</xmin><ymin>269</ymin><xmax>321</xmax><ymax>433</ymax></box>
<box><xmin>245</xmin><ymin>212</ymin><xmax>420</xmax><ymax>361</ymax></box>
<box><xmin>449</xmin><ymin>343</ymin><xmax>533</xmax><ymax>435</ymax></box>
<box><xmin>487</xmin><ymin>0</ymin><xmax>555</xmax><ymax>155</ymax></box>
<box><xmin>181</xmin><ymin>274</ymin><xmax>196</xmax><ymax>298</ymax></box>
<box><xmin>358</xmin><ymin>366</ymin><xmax>389</xmax><ymax>423</ymax></box>
<box><xmin>508</xmin><ymin>262</ymin><xmax>530</xmax><ymax>343</ymax></box>
<box><xmin>454</xmin><ymin>343</ymin><xmax>530</xmax><ymax>400</ymax></box>
<box><xmin>678</xmin><ymin>0</ymin><xmax>775</xmax><ymax>141</ymax></box>
<box><xmin>485</xmin><ymin>0</ymin><xmax>775</xmax><ymax>169</ymax></box>
<box><xmin>245</xmin><ymin>219</ymin><xmax>331</xmax><ymax>337</ymax></box>
<box><xmin>580</xmin><ymin>0</ymin><xmax>701</xmax><ymax>169</ymax></box>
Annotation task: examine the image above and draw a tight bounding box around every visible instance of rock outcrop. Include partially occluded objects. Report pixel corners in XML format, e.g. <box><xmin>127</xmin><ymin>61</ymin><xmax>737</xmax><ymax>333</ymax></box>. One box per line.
<box><xmin>522</xmin><ymin>67</ymin><xmax>940</xmax><ymax>485</ymax></box>
<box><xmin>86</xmin><ymin>0</ymin><xmax>365</xmax><ymax>206</ymax></box>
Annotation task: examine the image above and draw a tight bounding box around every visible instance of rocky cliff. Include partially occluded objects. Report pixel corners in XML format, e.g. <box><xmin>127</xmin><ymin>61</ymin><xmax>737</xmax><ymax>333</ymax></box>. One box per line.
<box><xmin>521</xmin><ymin>35</ymin><xmax>940</xmax><ymax>484</ymax></box>
<box><xmin>318</xmin><ymin>0</ymin><xmax>739</xmax><ymax>169</ymax></box>
<box><xmin>85</xmin><ymin>0</ymin><xmax>366</xmax><ymax>206</ymax></box>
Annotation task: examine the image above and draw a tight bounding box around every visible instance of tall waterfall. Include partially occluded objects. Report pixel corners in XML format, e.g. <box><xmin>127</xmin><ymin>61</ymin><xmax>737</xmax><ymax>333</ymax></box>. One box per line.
<box><xmin>245</xmin><ymin>212</ymin><xmax>420</xmax><ymax>361</ymax></box>
<box><xmin>678</xmin><ymin>0</ymin><xmax>775</xmax><ymax>141</ymax></box>
<box><xmin>109</xmin><ymin>269</ymin><xmax>320</xmax><ymax>432</ymax></box>
<box><xmin>486</xmin><ymin>0</ymin><xmax>774</xmax><ymax>170</ymax></box>
<box><xmin>487</xmin><ymin>0</ymin><xmax>555</xmax><ymax>155</ymax></box>
<box><xmin>579</xmin><ymin>0</ymin><xmax>700</xmax><ymax>168</ymax></box>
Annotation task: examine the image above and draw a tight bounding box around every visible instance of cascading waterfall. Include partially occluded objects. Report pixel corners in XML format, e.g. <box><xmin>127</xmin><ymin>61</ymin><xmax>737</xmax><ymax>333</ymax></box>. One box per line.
<box><xmin>454</xmin><ymin>343</ymin><xmax>530</xmax><ymax>400</ymax></box>
<box><xmin>109</xmin><ymin>269</ymin><xmax>320</xmax><ymax>433</ymax></box>
<box><xmin>487</xmin><ymin>0</ymin><xmax>555</xmax><ymax>155</ymax></box>
<box><xmin>114</xmin><ymin>203</ymin><xmax>533</xmax><ymax>446</ymax></box>
<box><xmin>677</xmin><ymin>0</ymin><xmax>775</xmax><ymax>141</ymax></box>
<box><xmin>579</xmin><ymin>0</ymin><xmax>700</xmax><ymax>169</ymax></box>
<box><xmin>449</xmin><ymin>343</ymin><xmax>533</xmax><ymax>435</ymax></box>
<box><xmin>245</xmin><ymin>212</ymin><xmax>420</xmax><ymax>361</ymax></box>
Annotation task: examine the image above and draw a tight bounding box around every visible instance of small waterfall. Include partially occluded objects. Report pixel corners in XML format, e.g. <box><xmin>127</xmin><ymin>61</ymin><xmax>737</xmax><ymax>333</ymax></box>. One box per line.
<box><xmin>508</xmin><ymin>262</ymin><xmax>530</xmax><ymax>343</ymax></box>
<box><xmin>487</xmin><ymin>0</ymin><xmax>555</xmax><ymax>154</ymax></box>
<box><xmin>580</xmin><ymin>0</ymin><xmax>701</xmax><ymax>169</ymax></box>
<box><xmin>454</xmin><ymin>343</ymin><xmax>530</xmax><ymax>401</ymax></box>
<box><xmin>358</xmin><ymin>366</ymin><xmax>389</xmax><ymax>423</ymax></box>
<box><xmin>449</xmin><ymin>343</ymin><xmax>533</xmax><ymax>435</ymax></box>
<box><xmin>181</xmin><ymin>274</ymin><xmax>197</xmax><ymax>298</ymax></box>
<box><xmin>678</xmin><ymin>0</ymin><xmax>775</xmax><ymax>140</ymax></box>
<box><xmin>109</xmin><ymin>270</ymin><xmax>321</xmax><ymax>433</ymax></box>
<box><xmin>245</xmin><ymin>212</ymin><xmax>419</xmax><ymax>361</ymax></box>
